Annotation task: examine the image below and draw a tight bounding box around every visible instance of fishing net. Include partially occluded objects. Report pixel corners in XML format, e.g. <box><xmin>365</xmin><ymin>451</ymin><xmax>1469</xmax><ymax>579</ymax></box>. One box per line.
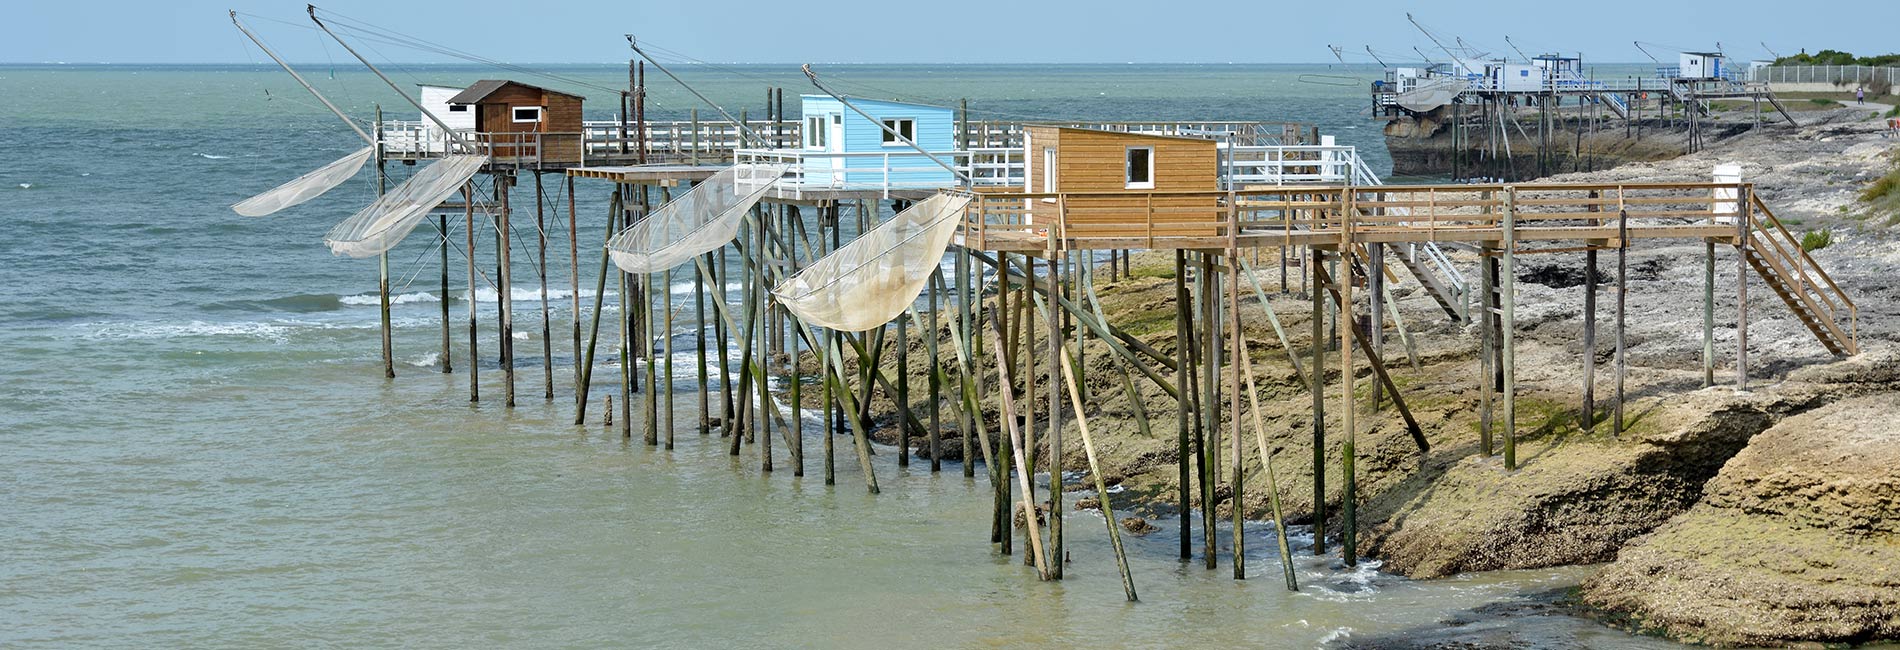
<box><xmin>232</xmin><ymin>146</ymin><xmax>373</xmax><ymax>217</ymax></box>
<box><xmin>324</xmin><ymin>154</ymin><xmax>487</xmax><ymax>258</ymax></box>
<box><xmin>606</xmin><ymin>164</ymin><xmax>787</xmax><ymax>274</ymax></box>
<box><xmin>774</xmin><ymin>192</ymin><xmax>972</xmax><ymax>332</ymax></box>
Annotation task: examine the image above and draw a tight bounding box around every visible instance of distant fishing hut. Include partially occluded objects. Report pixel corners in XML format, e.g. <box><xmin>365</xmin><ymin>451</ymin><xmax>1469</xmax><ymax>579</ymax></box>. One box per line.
<box><xmin>447</xmin><ymin>79</ymin><xmax>586</xmax><ymax>166</ymax></box>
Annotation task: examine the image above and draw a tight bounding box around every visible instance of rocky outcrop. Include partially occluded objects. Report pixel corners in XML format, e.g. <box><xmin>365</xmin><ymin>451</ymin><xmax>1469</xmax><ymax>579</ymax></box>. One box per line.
<box><xmin>1580</xmin><ymin>392</ymin><xmax>1900</xmax><ymax>646</ymax></box>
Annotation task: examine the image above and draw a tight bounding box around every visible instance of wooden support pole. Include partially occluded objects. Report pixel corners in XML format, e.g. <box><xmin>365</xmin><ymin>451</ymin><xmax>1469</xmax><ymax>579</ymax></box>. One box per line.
<box><xmin>441</xmin><ymin>212</ymin><xmax>452</xmax><ymax>374</ymax></box>
<box><xmin>1058</xmin><ymin>352</ymin><xmax>1137</xmax><ymax>601</ymax></box>
<box><xmin>958</xmin><ymin>244</ymin><xmax>976</xmax><ymax>478</ymax></box>
<box><xmin>1583</xmin><ymin>247</ymin><xmax>1598</xmax><ymax>431</ymax></box>
<box><xmin>1174</xmin><ymin>250</ymin><xmax>1192</xmax><ymax>561</ymax></box>
<box><xmin>927</xmin><ymin>269</ymin><xmax>942</xmax><ymax>472</ymax></box>
<box><xmin>1309</xmin><ymin>247</ymin><xmax>1327</xmax><ymax>555</ymax></box>
<box><xmin>664</xmin><ymin>266</ymin><xmax>675</xmax><ymax>450</ymax></box>
<box><xmin>698</xmin><ymin>250</ymin><xmax>711</xmax><ymax>436</ymax></box>
<box><xmin>1227</xmin><ymin>251</ymin><xmax>1245</xmax><ymax>580</ymax></box>
<box><xmin>823</xmin><ymin>329</ymin><xmax>836</xmax><ymax>486</ymax></box>
<box><xmin>537</xmin><ymin>173</ymin><xmax>553</xmax><ymax>401</ymax></box>
<box><xmin>1239</xmin><ymin>326</ymin><xmax>1299</xmax><ymax>592</ymax></box>
<box><xmin>574</xmin><ymin>191</ymin><xmax>618</xmax><ymax>425</ymax></box>
<box><xmin>1615</xmin><ymin>210</ymin><xmax>1628</xmax><ymax>433</ymax></box>
<box><xmin>1341</xmin><ymin>206</ymin><xmax>1358</xmax><ymax>567</ymax></box>
<box><xmin>1736</xmin><ymin>186</ymin><xmax>1751</xmax><ymax>390</ymax></box>
<box><xmin>465</xmin><ymin>184</ymin><xmax>480</xmax><ymax>403</ymax></box>
<box><xmin>498</xmin><ymin>173</ymin><xmax>515</xmax><ymax>408</ymax></box>
<box><xmin>988</xmin><ymin>313</ymin><xmax>1050</xmax><ymax>580</ymax></box>
<box><xmin>1369</xmin><ymin>243</ymin><xmax>1385</xmax><ymax>407</ymax></box>
<box><xmin>897</xmin><ymin>312</ymin><xmax>911</xmax><ymax>467</ymax></box>
<box><xmin>1046</xmin><ymin>254</ymin><xmax>1064</xmax><ymax>579</ymax></box>
<box><xmin>1502</xmin><ymin>188</ymin><xmax>1517</xmax><ymax>471</ymax></box>
<box><xmin>717</xmin><ymin>247</ymin><xmax>733</xmax><ymax>433</ymax></box>
<box><xmin>1479</xmin><ymin>248</ymin><xmax>1495</xmax><ymax>456</ymax></box>
<box><xmin>1703</xmin><ymin>241</ymin><xmax>1715</xmax><ymax>388</ymax></box>
<box><xmin>375</xmin><ymin>106</ymin><xmax>393</xmax><ymax>381</ymax></box>
<box><xmin>567</xmin><ymin>177</ymin><xmax>579</xmax><ymax>400</ymax></box>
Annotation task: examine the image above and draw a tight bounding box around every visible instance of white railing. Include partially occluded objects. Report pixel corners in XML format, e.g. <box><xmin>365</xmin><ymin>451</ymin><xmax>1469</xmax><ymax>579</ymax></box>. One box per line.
<box><xmin>1752</xmin><ymin>65</ymin><xmax>1900</xmax><ymax>86</ymax></box>
<box><xmin>1221</xmin><ymin>145</ymin><xmax>1358</xmax><ymax>187</ymax></box>
<box><xmin>1346</xmin><ymin>152</ymin><xmax>1470</xmax><ymax>310</ymax></box>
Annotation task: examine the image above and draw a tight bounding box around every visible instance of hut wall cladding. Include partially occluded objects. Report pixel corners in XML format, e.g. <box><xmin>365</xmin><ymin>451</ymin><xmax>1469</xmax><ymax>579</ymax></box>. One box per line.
<box><xmin>475</xmin><ymin>85</ymin><xmax>583</xmax><ymax>164</ymax></box>
<box><xmin>1028</xmin><ymin>126</ymin><xmax>1222</xmax><ymax>238</ymax></box>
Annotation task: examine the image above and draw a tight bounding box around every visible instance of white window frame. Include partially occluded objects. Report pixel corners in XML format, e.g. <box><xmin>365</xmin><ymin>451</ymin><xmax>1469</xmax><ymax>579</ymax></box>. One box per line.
<box><xmin>1124</xmin><ymin>146</ymin><xmax>1155</xmax><ymax>189</ymax></box>
<box><xmin>805</xmin><ymin>115</ymin><xmax>827</xmax><ymax>149</ymax></box>
<box><xmin>880</xmin><ymin>118</ymin><xmax>916</xmax><ymax>146</ymax></box>
<box><xmin>1040</xmin><ymin>147</ymin><xmax>1058</xmax><ymax>204</ymax></box>
<box><xmin>511</xmin><ymin>106</ymin><xmax>543</xmax><ymax>124</ymax></box>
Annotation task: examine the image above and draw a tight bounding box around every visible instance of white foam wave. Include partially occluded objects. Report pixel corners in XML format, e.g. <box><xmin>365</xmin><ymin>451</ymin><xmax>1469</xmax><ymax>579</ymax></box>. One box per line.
<box><xmin>340</xmin><ymin>291</ymin><xmax>441</xmax><ymax>306</ymax></box>
<box><xmin>465</xmin><ymin>287</ymin><xmax>606</xmax><ymax>303</ymax></box>
<box><xmin>16</xmin><ymin>183</ymin><xmax>30</xmax><ymax>189</ymax></box>
<box><xmin>76</xmin><ymin>320</ymin><xmax>298</xmax><ymax>342</ymax></box>
<box><xmin>406</xmin><ymin>352</ymin><xmax>441</xmax><ymax>367</ymax></box>
<box><xmin>194</xmin><ymin>153</ymin><xmax>230</xmax><ymax>160</ymax></box>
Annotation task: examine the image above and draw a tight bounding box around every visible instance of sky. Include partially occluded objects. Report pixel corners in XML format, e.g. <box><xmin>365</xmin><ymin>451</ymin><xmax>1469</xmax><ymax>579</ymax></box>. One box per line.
<box><xmin>3</xmin><ymin>0</ymin><xmax>1895</xmax><ymax>65</ymax></box>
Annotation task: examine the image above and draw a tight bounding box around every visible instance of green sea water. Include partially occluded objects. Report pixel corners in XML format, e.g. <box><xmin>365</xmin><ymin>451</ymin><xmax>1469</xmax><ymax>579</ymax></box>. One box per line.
<box><xmin>1</xmin><ymin>63</ymin><xmax>1691</xmax><ymax>648</ymax></box>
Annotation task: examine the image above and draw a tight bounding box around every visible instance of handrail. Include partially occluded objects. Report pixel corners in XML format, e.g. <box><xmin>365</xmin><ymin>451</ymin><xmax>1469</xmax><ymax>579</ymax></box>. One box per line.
<box><xmin>1746</xmin><ymin>192</ymin><xmax>1856</xmax><ymax>351</ymax></box>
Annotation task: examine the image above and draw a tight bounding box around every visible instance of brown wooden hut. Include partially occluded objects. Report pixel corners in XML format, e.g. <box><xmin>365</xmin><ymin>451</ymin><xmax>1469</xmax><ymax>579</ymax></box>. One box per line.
<box><xmin>1022</xmin><ymin>126</ymin><xmax>1221</xmax><ymax>239</ymax></box>
<box><xmin>447</xmin><ymin>80</ymin><xmax>584</xmax><ymax>165</ymax></box>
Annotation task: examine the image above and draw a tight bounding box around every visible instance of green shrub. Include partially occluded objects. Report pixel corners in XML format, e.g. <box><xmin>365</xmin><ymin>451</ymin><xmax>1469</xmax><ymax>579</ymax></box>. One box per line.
<box><xmin>1863</xmin><ymin>168</ymin><xmax>1900</xmax><ymax>203</ymax></box>
<box><xmin>1809</xmin><ymin>98</ymin><xmax>1840</xmax><ymax>106</ymax></box>
<box><xmin>1801</xmin><ymin>230</ymin><xmax>1833</xmax><ymax>252</ymax></box>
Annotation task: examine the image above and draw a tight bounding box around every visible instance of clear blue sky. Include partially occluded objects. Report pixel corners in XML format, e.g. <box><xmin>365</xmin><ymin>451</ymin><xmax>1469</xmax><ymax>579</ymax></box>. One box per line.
<box><xmin>4</xmin><ymin>0</ymin><xmax>1894</xmax><ymax>64</ymax></box>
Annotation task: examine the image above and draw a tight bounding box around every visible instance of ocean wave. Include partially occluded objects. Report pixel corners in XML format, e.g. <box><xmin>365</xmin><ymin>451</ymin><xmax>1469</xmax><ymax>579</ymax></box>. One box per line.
<box><xmin>74</xmin><ymin>319</ymin><xmax>299</xmax><ymax>342</ymax></box>
<box><xmin>465</xmin><ymin>287</ymin><xmax>605</xmax><ymax>303</ymax></box>
<box><xmin>16</xmin><ymin>183</ymin><xmax>31</xmax><ymax>189</ymax></box>
<box><xmin>194</xmin><ymin>153</ymin><xmax>231</xmax><ymax>160</ymax></box>
<box><xmin>339</xmin><ymin>291</ymin><xmax>440</xmax><ymax>306</ymax></box>
<box><xmin>405</xmin><ymin>352</ymin><xmax>441</xmax><ymax>367</ymax></box>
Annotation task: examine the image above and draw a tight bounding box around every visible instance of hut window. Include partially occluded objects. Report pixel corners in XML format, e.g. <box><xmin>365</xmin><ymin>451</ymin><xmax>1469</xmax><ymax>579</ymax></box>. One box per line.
<box><xmin>880</xmin><ymin>118</ymin><xmax>915</xmax><ymax>145</ymax></box>
<box><xmin>512</xmin><ymin>106</ymin><xmax>543</xmax><ymax>123</ymax></box>
<box><xmin>1125</xmin><ymin>146</ymin><xmax>1154</xmax><ymax>189</ymax></box>
<box><xmin>448</xmin><ymin>104</ymin><xmax>468</xmax><ymax>113</ymax></box>
<box><xmin>806</xmin><ymin>116</ymin><xmax>827</xmax><ymax>148</ymax></box>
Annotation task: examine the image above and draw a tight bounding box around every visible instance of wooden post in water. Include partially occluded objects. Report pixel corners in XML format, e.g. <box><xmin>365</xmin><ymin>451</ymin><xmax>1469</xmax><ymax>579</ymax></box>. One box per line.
<box><xmin>1058</xmin><ymin>352</ymin><xmax>1137</xmax><ymax>601</ymax></box>
<box><xmin>716</xmin><ymin>249</ymin><xmax>733</xmax><ymax>433</ymax></box>
<box><xmin>664</xmin><ymin>266</ymin><xmax>675</xmax><ymax>450</ymax></box>
<box><xmin>897</xmin><ymin>312</ymin><xmax>911</xmax><ymax>467</ymax></box>
<box><xmin>375</xmin><ymin>105</ymin><xmax>394</xmax><ymax>380</ymax></box>
<box><xmin>498</xmin><ymin>172</ymin><xmax>516</xmax><ymax>408</ymax></box>
<box><xmin>1173</xmin><ymin>250</ymin><xmax>1192</xmax><ymax>561</ymax></box>
<box><xmin>465</xmin><ymin>184</ymin><xmax>480</xmax><ymax>403</ymax></box>
<box><xmin>1309</xmin><ymin>247</ymin><xmax>1326</xmax><ymax>555</ymax></box>
<box><xmin>1340</xmin><ymin>196</ymin><xmax>1358</xmax><ymax>567</ymax></box>
<box><xmin>1227</xmin><ymin>250</ymin><xmax>1245</xmax><ymax>580</ymax></box>
<box><xmin>567</xmin><ymin>177</ymin><xmax>580</xmax><ymax>401</ymax></box>
<box><xmin>535</xmin><ymin>173</ymin><xmax>552</xmax><ymax>401</ymax></box>
<box><xmin>441</xmin><ymin>210</ymin><xmax>452</xmax><ymax>374</ymax></box>
<box><xmin>1368</xmin><ymin>243</ymin><xmax>1384</xmax><ymax>407</ymax></box>
<box><xmin>927</xmin><ymin>269</ymin><xmax>942</xmax><ymax>472</ymax></box>
<box><xmin>1046</xmin><ymin>254</ymin><xmax>1064</xmax><ymax>578</ymax></box>
<box><xmin>698</xmin><ymin>249</ymin><xmax>711</xmax><ymax>436</ymax></box>
<box><xmin>1479</xmin><ymin>248</ymin><xmax>1495</xmax><ymax>455</ymax></box>
<box><xmin>574</xmin><ymin>192</ymin><xmax>619</xmax><ymax>425</ymax></box>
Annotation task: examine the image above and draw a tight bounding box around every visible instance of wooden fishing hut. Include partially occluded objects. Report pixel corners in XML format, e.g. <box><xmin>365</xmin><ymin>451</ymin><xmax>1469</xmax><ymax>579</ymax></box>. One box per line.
<box><xmin>1021</xmin><ymin>126</ymin><xmax>1222</xmax><ymax>239</ymax></box>
<box><xmin>445</xmin><ymin>80</ymin><xmax>587</xmax><ymax>166</ymax></box>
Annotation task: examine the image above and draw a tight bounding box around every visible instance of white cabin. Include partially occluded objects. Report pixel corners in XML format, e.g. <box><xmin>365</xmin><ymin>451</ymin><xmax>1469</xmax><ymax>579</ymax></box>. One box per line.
<box><xmin>1678</xmin><ymin>52</ymin><xmax>1725</xmax><ymax>80</ymax></box>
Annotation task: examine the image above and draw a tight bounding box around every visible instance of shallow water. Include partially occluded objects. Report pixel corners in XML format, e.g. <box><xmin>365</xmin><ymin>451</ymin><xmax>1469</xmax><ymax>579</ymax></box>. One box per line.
<box><xmin>3</xmin><ymin>62</ymin><xmax>1687</xmax><ymax>648</ymax></box>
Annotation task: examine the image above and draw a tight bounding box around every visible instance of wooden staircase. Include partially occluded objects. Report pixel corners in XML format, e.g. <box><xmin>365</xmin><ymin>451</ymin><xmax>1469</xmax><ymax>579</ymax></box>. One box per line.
<box><xmin>1742</xmin><ymin>194</ymin><xmax>1858</xmax><ymax>356</ymax></box>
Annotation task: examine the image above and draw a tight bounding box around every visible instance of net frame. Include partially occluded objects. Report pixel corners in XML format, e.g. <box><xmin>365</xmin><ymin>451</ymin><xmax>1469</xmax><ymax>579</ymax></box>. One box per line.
<box><xmin>232</xmin><ymin>146</ymin><xmax>373</xmax><ymax>217</ymax></box>
<box><xmin>773</xmin><ymin>192</ymin><xmax>973</xmax><ymax>332</ymax></box>
<box><xmin>605</xmin><ymin>164</ymin><xmax>788</xmax><ymax>274</ymax></box>
<box><xmin>324</xmin><ymin>154</ymin><xmax>487</xmax><ymax>258</ymax></box>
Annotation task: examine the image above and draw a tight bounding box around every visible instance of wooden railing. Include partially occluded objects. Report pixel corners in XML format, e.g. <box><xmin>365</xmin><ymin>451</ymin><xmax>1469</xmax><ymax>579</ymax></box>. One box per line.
<box><xmin>1745</xmin><ymin>193</ymin><xmax>1858</xmax><ymax>352</ymax></box>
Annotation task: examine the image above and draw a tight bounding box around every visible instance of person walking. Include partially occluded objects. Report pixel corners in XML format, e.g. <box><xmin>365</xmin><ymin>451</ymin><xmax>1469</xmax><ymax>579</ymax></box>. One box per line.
<box><xmin>1856</xmin><ymin>86</ymin><xmax>1866</xmax><ymax>105</ymax></box>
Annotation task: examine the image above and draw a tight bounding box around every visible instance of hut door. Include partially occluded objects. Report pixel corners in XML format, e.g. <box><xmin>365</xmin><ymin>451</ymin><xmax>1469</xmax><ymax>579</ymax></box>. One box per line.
<box><xmin>828</xmin><ymin>114</ymin><xmax>846</xmax><ymax>184</ymax></box>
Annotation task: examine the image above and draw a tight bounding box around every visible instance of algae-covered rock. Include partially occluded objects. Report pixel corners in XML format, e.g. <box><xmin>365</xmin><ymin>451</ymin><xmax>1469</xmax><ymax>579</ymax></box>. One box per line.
<box><xmin>1580</xmin><ymin>394</ymin><xmax>1900</xmax><ymax>646</ymax></box>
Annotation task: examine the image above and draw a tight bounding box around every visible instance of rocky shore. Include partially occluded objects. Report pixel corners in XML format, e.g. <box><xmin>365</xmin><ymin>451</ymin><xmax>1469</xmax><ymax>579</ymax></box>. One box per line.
<box><xmin>845</xmin><ymin>106</ymin><xmax>1900</xmax><ymax>646</ymax></box>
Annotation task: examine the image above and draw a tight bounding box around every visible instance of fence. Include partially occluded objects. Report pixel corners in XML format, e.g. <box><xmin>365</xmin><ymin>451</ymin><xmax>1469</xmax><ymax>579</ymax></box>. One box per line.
<box><xmin>1752</xmin><ymin>65</ymin><xmax>1900</xmax><ymax>87</ymax></box>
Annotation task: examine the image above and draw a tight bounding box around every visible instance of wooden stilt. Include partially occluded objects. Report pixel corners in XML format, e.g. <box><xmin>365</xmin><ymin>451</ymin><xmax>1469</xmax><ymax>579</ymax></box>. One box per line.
<box><xmin>1479</xmin><ymin>249</ymin><xmax>1496</xmax><ymax>455</ymax></box>
<box><xmin>498</xmin><ymin>173</ymin><xmax>515</xmax><ymax>408</ymax></box>
<box><xmin>1736</xmin><ymin>188</ymin><xmax>1751</xmax><ymax>390</ymax></box>
<box><xmin>1369</xmin><ymin>243</ymin><xmax>1384</xmax><ymax>407</ymax></box>
<box><xmin>574</xmin><ymin>192</ymin><xmax>618</xmax><ymax>425</ymax></box>
<box><xmin>988</xmin><ymin>314</ymin><xmax>1050</xmax><ymax>580</ymax></box>
<box><xmin>1703</xmin><ymin>240</ymin><xmax>1715</xmax><ymax>388</ymax></box>
<box><xmin>1340</xmin><ymin>246</ymin><xmax>1358</xmax><ymax>567</ymax></box>
<box><xmin>1583</xmin><ymin>247</ymin><xmax>1597</xmax><ymax>431</ymax></box>
<box><xmin>1174</xmin><ymin>250</ymin><xmax>1192</xmax><ymax>561</ymax></box>
<box><xmin>697</xmin><ymin>250</ymin><xmax>710</xmax><ymax>436</ymax></box>
<box><xmin>927</xmin><ymin>269</ymin><xmax>942</xmax><ymax>472</ymax></box>
<box><xmin>1226</xmin><ymin>251</ymin><xmax>1245</xmax><ymax>580</ymax></box>
<box><xmin>1058</xmin><ymin>352</ymin><xmax>1137</xmax><ymax>601</ymax></box>
<box><xmin>1046</xmin><ymin>254</ymin><xmax>1064</xmax><ymax>578</ymax></box>
<box><xmin>897</xmin><ymin>312</ymin><xmax>911</xmax><ymax>467</ymax></box>
<box><xmin>664</xmin><ymin>266</ymin><xmax>675</xmax><ymax>450</ymax></box>
<box><xmin>441</xmin><ymin>213</ymin><xmax>452</xmax><ymax>374</ymax></box>
<box><xmin>1502</xmin><ymin>189</ymin><xmax>1517</xmax><ymax>470</ymax></box>
<box><xmin>1309</xmin><ymin>247</ymin><xmax>1326</xmax><ymax>555</ymax></box>
<box><xmin>465</xmin><ymin>184</ymin><xmax>480</xmax><ymax>403</ymax></box>
<box><xmin>536</xmin><ymin>173</ymin><xmax>552</xmax><ymax>401</ymax></box>
<box><xmin>823</xmin><ymin>328</ymin><xmax>836</xmax><ymax>486</ymax></box>
<box><xmin>1615</xmin><ymin>210</ymin><xmax>1628</xmax><ymax>433</ymax></box>
<box><xmin>1238</xmin><ymin>325</ymin><xmax>1299</xmax><ymax>591</ymax></box>
<box><xmin>375</xmin><ymin>107</ymin><xmax>393</xmax><ymax>381</ymax></box>
<box><xmin>567</xmin><ymin>177</ymin><xmax>579</xmax><ymax>401</ymax></box>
